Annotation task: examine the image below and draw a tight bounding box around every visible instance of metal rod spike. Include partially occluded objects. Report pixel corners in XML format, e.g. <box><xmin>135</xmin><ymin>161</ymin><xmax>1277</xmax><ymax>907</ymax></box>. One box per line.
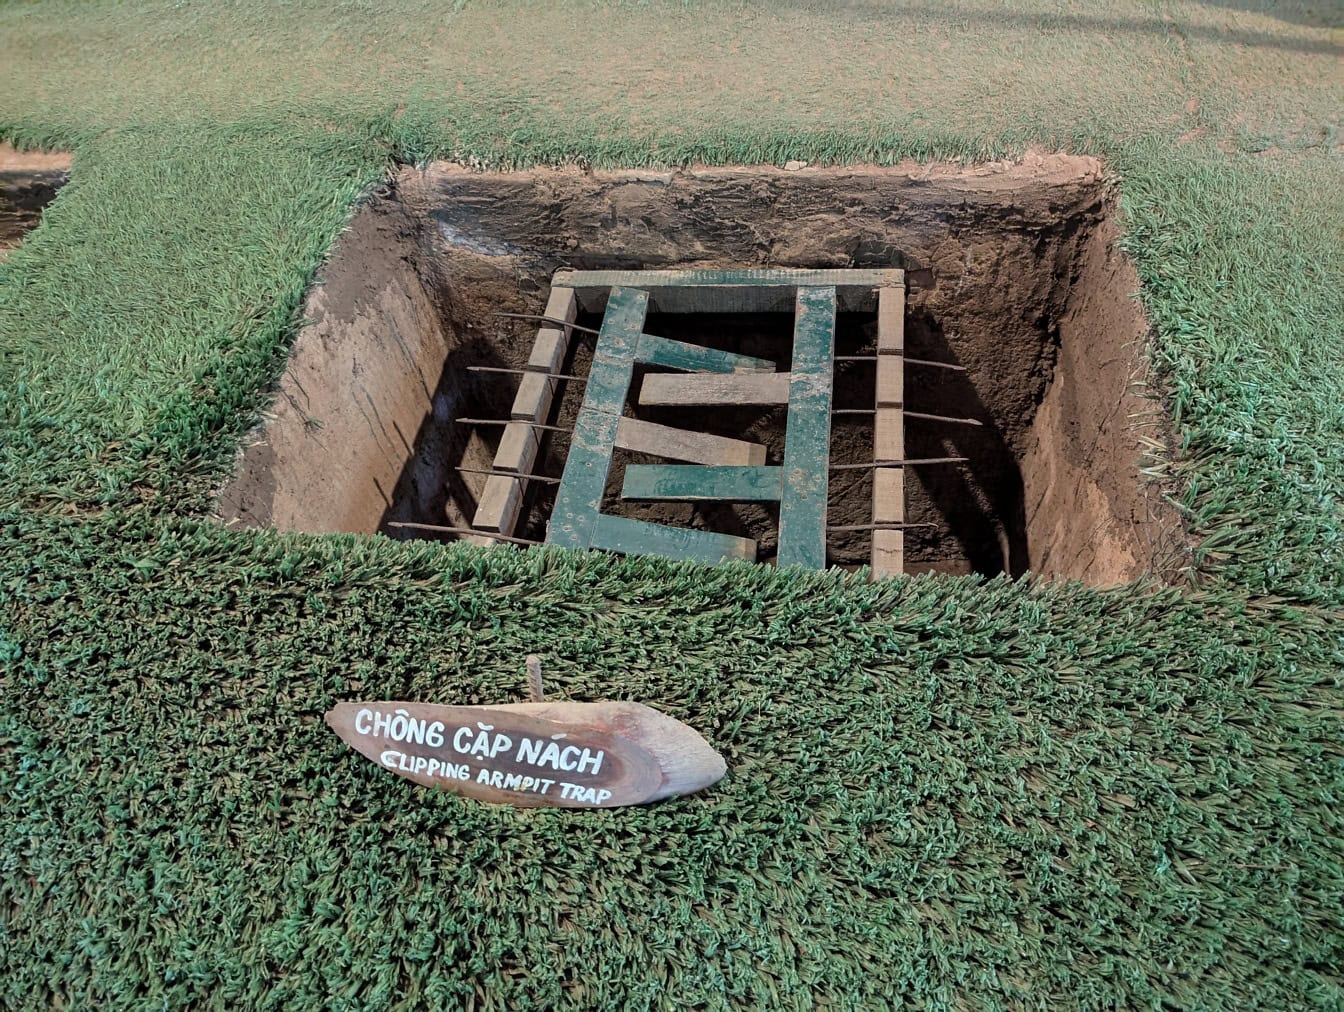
<box><xmin>455</xmin><ymin>418</ymin><xmax>571</xmax><ymax>433</ymax></box>
<box><xmin>384</xmin><ymin>521</ymin><xmax>544</xmax><ymax>546</ymax></box>
<box><xmin>455</xmin><ymin>466</ymin><xmax>561</xmax><ymax>484</ymax></box>
<box><xmin>466</xmin><ymin>365</ymin><xmax>587</xmax><ymax>382</ymax></box>
<box><xmin>493</xmin><ymin>312</ymin><xmax>601</xmax><ymax>335</ymax></box>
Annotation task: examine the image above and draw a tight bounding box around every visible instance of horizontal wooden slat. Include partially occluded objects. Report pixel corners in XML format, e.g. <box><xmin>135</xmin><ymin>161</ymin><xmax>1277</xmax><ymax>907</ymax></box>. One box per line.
<box><xmin>622</xmin><ymin>465</ymin><xmax>783</xmax><ymax>502</ymax></box>
<box><xmin>590</xmin><ymin>514</ymin><xmax>756</xmax><ymax>565</ymax></box>
<box><xmin>615</xmin><ymin>416</ymin><xmax>767</xmax><ymax>466</ymax></box>
<box><xmin>634</xmin><ymin>333</ymin><xmax>776</xmax><ymax>374</ymax></box>
<box><xmin>639</xmin><ymin>371</ymin><xmax>791</xmax><ymax>407</ymax></box>
<box><xmin>554</xmin><ymin>268</ymin><xmax>903</xmax><ymax>313</ymax></box>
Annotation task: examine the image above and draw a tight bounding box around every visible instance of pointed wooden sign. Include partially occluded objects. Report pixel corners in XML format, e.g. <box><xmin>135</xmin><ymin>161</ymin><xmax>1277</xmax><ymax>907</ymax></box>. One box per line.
<box><xmin>325</xmin><ymin>699</ymin><xmax>726</xmax><ymax>808</ymax></box>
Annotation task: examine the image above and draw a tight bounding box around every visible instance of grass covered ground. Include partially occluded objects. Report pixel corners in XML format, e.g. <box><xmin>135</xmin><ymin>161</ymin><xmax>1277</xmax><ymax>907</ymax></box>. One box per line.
<box><xmin>1</xmin><ymin>1</ymin><xmax>1341</xmax><ymax>1007</ymax></box>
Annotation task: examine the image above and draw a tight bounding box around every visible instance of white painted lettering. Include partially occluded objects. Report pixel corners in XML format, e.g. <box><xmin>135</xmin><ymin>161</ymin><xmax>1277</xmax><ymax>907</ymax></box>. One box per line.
<box><xmin>470</xmin><ymin>730</ymin><xmax>494</xmax><ymax>759</ymax></box>
<box><xmin>405</xmin><ymin>717</ymin><xmax>427</xmax><ymax>745</ymax></box>
<box><xmin>426</xmin><ymin>758</ymin><xmax>442</xmax><ymax>777</ymax></box>
<box><xmin>372</xmin><ymin>710</ymin><xmax>392</xmax><ymax>738</ymax></box>
<box><xmin>355</xmin><ymin>708</ymin><xmax>373</xmax><ymax>735</ymax></box>
<box><xmin>425</xmin><ymin>721</ymin><xmax>445</xmax><ymax>748</ymax></box>
<box><xmin>503</xmin><ymin>773</ymin><xmax>524</xmax><ymax>790</ymax></box>
<box><xmin>559</xmin><ymin>745</ymin><xmax>580</xmax><ymax>771</ymax></box>
<box><xmin>489</xmin><ymin>734</ymin><xmax>513</xmax><ymax>759</ymax></box>
<box><xmin>489</xmin><ymin>770</ymin><xmax>505</xmax><ymax>789</ymax></box>
<box><xmin>595</xmin><ymin>789</ymin><xmax>612</xmax><ymax>804</ymax></box>
<box><xmin>538</xmin><ymin>741</ymin><xmax>563</xmax><ymax>770</ymax></box>
<box><xmin>388</xmin><ymin>709</ymin><xmax>410</xmax><ymax>741</ymax></box>
<box><xmin>576</xmin><ymin>748</ymin><xmax>604</xmax><ymax>776</ymax></box>
<box><xmin>515</xmin><ymin>737</ymin><xmax>542</xmax><ymax>765</ymax></box>
<box><xmin>412</xmin><ymin>756</ymin><xmax>428</xmax><ymax>774</ymax></box>
<box><xmin>379</xmin><ymin>749</ymin><xmax>402</xmax><ymax>768</ymax></box>
<box><xmin>454</xmin><ymin>726</ymin><xmax>473</xmax><ymax>754</ymax></box>
<box><xmin>476</xmin><ymin>768</ymin><xmax>492</xmax><ymax>785</ymax></box>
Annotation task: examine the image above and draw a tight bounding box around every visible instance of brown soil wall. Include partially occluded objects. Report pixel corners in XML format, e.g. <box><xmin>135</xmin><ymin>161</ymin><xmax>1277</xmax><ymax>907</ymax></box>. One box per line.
<box><xmin>0</xmin><ymin>144</ymin><xmax>71</xmax><ymax>259</ymax></box>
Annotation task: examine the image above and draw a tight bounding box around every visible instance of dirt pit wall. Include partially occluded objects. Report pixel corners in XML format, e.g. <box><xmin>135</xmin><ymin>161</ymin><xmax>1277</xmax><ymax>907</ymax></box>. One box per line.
<box><xmin>0</xmin><ymin>144</ymin><xmax>71</xmax><ymax>259</ymax></box>
<box><xmin>217</xmin><ymin>154</ymin><xmax>1186</xmax><ymax>585</ymax></box>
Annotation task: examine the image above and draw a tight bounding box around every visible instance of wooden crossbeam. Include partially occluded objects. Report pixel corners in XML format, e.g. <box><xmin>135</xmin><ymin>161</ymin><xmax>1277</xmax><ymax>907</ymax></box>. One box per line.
<box><xmin>590</xmin><ymin>514</ymin><xmax>756</xmax><ymax>565</ymax></box>
<box><xmin>614</xmin><ymin>416</ymin><xmax>767</xmax><ymax>466</ymax></box>
<box><xmin>554</xmin><ymin>268</ymin><xmax>903</xmax><ymax>313</ymax></box>
<box><xmin>622</xmin><ymin>465</ymin><xmax>783</xmax><ymax>502</ymax></box>
<box><xmin>634</xmin><ymin>333</ymin><xmax>775</xmax><ymax>374</ymax></box>
<box><xmin>871</xmin><ymin>285</ymin><xmax>906</xmax><ymax>577</ymax></box>
<box><xmin>473</xmin><ymin>287</ymin><xmax>577</xmax><ymax>536</ymax></box>
<box><xmin>638</xmin><ymin>371</ymin><xmax>791</xmax><ymax>407</ymax></box>
<box><xmin>776</xmin><ymin>286</ymin><xmax>836</xmax><ymax>569</ymax></box>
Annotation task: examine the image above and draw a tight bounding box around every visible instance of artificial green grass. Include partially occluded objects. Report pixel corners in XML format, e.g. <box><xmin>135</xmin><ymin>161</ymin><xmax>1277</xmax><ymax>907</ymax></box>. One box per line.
<box><xmin>4</xmin><ymin>513</ymin><xmax>1341</xmax><ymax>1007</ymax></box>
<box><xmin>1</xmin><ymin>1</ymin><xmax>1342</xmax><ymax>1007</ymax></box>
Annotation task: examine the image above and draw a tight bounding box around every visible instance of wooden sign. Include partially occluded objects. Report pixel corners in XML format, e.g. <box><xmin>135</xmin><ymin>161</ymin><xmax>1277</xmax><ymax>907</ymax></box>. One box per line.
<box><xmin>325</xmin><ymin>700</ymin><xmax>726</xmax><ymax>808</ymax></box>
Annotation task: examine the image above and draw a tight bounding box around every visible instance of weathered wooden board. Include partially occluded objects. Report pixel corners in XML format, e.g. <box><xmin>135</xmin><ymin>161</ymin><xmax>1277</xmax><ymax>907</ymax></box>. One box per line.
<box><xmin>553</xmin><ymin>268</ymin><xmax>903</xmax><ymax>313</ymax></box>
<box><xmin>590</xmin><ymin>513</ymin><xmax>756</xmax><ymax>564</ymax></box>
<box><xmin>475</xmin><ymin>287</ymin><xmax>579</xmax><ymax>537</ymax></box>
<box><xmin>622</xmin><ymin>464</ymin><xmax>783</xmax><ymax>502</ymax></box>
<box><xmin>638</xmin><ymin>371</ymin><xmax>792</xmax><ymax>407</ymax></box>
<box><xmin>512</xmin><ymin>286</ymin><xmax>579</xmax><ymax>421</ymax></box>
<box><xmin>546</xmin><ymin>406</ymin><xmax>622</xmax><ymax>549</ymax></box>
<box><xmin>634</xmin><ymin>333</ymin><xmax>776</xmax><ymax>374</ymax></box>
<box><xmin>872</xmin><ymin>285</ymin><xmax>906</xmax><ymax>578</ymax></box>
<box><xmin>546</xmin><ymin>287</ymin><xmax>650</xmax><ymax>550</ymax></box>
<box><xmin>776</xmin><ymin>286</ymin><xmax>836</xmax><ymax>569</ymax></box>
<box><xmin>614</xmin><ymin>416</ymin><xmax>767</xmax><ymax>466</ymax></box>
<box><xmin>473</xmin><ymin>475</ymin><xmax>523</xmax><ymax>535</ymax></box>
<box><xmin>327</xmin><ymin>700</ymin><xmax>726</xmax><ymax>808</ymax></box>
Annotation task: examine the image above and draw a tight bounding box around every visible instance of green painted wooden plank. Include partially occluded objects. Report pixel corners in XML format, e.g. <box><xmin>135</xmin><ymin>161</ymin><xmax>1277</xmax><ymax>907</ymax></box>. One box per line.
<box><xmin>545</xmin><ymin>407</ymin><xmax>621</xmax><ymax>549</ymax></box>
<box><xmin>635</xmin><ymin>333</ymin><xmax>775</xmax><ymax>374</ymax></box>
<box><xmin>583</xmin><ymin>286</ymin><xmax>648</xmax><ymax>417</ymax></box>
<box><xmin>621</xmin><ymin>465</ymin><xmax>782</xmax><ymax>502</ymax></box>
<box><xmin>776</xmin><ymin>286</ymin><xmax>837</xmax><ymax>570</ymax></box>
<box><xmin>553</xmin><ymin>268</ymin><xmax>902</xmax><ymax>313</ymax></box>
<box><xmin>591</xmin><ymin>514</ymin><xmax>757</xmax><ymax>565</ymax></box>
<box><xmin>546</xmin><ymin>287</ymin><xmax>650</xmax><ymax>549</ymax></box>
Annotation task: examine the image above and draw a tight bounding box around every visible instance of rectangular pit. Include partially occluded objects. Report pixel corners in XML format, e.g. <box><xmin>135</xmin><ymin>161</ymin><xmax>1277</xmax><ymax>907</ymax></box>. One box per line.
<box><xmin>217</xmin><ymin>156</ymin><xmax>1186</xmax><ymax>585</ymax></box>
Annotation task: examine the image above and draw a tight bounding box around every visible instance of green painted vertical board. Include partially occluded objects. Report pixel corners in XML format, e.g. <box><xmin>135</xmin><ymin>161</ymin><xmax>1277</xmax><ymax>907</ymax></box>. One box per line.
<box><xmin>621</xmin><ymin>465</ymin><xmax>783</xmax><ymax>502</ymax></box>
<box><xmin>776</xmin><ymin>286</ymin><xmax>837</xmax><ymax>569</ymax></box>
<box><xmin>584</xmin><ymin>286</ymin><xmax>649</xmax><ymax>417</ymax></box>
<box><xmin>545</xmin><ymin>407</ymin><xmax>621</xmax><ymax>549</ymax></box>
<box><xmin>634</xmin><ymin>333</ymin><xmax>776</xmax><ymax>374</ymax></box>
<box><xmin>546</xmin><ymin>286</ymin><xmax>647</xmax><ymax>549</ymax></box>
<box><xmin>591</xmin><ymin>514</ymin><xmax>757</xmax><ymax>565</ymax></box>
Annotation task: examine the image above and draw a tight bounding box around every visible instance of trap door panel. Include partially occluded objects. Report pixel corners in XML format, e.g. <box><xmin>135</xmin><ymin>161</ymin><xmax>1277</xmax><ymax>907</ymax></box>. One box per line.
<box><xmin>545</xmin><ymin>270</ymin><xmax>884</xmax><ymax>568</ymax></box>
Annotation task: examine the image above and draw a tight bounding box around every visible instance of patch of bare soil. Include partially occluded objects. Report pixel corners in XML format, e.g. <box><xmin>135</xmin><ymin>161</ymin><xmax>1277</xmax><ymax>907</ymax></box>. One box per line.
<box><xmin>0</xmin><ymin>143</ymin><xmax>71</xmax><ymax>258</ymax></box>
<box><xmin>218</xmin><ymin>153</ymin><xmax>1187</xmax><ymax>586</ymax></box>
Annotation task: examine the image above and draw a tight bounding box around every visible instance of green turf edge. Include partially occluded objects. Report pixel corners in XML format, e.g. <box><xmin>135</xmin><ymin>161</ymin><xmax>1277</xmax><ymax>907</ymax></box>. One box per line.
<box><xmin>2</xmin><ymin>118</ymin><xmax>1340</xmax><ymax>604</ymax></box>
<box><xmin>1</xmin><ymin>507</ymin><xmax>1341</xmax><ymax>1008</ymax></box>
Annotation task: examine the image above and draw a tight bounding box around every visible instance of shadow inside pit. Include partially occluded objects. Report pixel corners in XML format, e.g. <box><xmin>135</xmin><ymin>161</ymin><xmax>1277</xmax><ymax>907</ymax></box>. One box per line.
<box><xmin>0</xmin><ymin>169</ymin><xmax>68</xmax><ymax>249</ymax></box>
<box><xmin>905</xmin><ymin>308</ymin><xmax>1029</xmax><ymax>577</ymax></box>
<box><xmin>376</xmin><ymin>337</ymin><xmax>519</xmax><ymax>539</ymax></box>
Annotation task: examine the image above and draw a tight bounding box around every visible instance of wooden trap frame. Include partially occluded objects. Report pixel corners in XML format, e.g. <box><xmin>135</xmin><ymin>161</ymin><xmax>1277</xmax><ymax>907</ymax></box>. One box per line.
<box><xmin>426</xmin><ymin>269</ymin><xmax>978</xmax><ymax>577</ymax></box>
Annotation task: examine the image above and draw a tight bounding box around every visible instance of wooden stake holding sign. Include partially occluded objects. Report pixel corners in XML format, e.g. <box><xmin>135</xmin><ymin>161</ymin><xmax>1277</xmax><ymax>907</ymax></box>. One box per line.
<box><xmin>325</xmin><ymin>658</ymin><xmax>725</xmax><ymax>808</ymax></box>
